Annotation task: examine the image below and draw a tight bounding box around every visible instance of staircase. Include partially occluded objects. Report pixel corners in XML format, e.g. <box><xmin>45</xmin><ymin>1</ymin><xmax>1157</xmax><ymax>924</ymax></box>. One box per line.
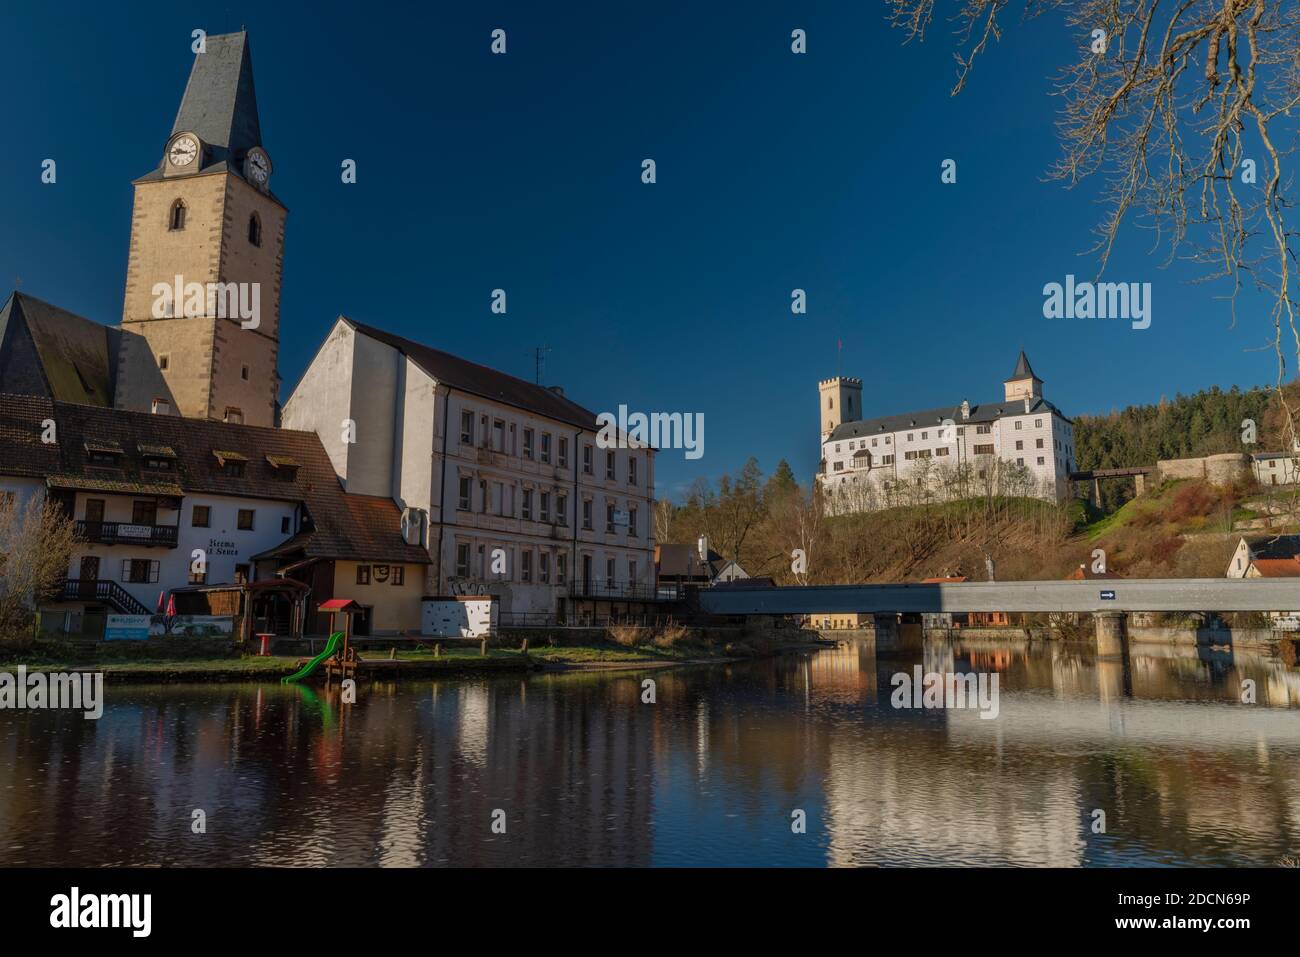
<box><xmin>60</xmin><ymin>580</ymin><xmax>152</xmax><ymax>616</ymax></box>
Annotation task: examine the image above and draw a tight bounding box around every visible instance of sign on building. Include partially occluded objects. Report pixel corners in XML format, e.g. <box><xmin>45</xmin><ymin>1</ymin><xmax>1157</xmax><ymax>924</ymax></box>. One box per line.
<box><xmin>105</xmin><ymin>615</ymin><xmax>150</xmax><ymax>641</ymax></box>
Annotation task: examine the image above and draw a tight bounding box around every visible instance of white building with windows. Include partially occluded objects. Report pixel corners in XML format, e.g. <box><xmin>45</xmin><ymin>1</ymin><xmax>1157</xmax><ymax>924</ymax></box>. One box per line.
<box><xmin>283</xmin><ymin>318</ymin><xmax>658</xmax><ymax>622</ymax></box>
<box><xmin>817</xmin><ymin>352</ymin><xmax>1075</xmax><ymax>514</ymax></box>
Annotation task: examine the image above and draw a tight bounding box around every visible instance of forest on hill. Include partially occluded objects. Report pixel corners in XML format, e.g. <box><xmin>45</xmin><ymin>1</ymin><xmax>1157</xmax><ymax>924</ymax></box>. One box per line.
<box><xmin>1074</xmin><ymin>383</ymin><xmax>1291</xmax><ymax>511</ymax></box>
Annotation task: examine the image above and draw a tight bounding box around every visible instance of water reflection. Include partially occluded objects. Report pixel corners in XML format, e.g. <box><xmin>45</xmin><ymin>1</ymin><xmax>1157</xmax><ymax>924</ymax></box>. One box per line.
<box><xmin>1</xmin><ymin>638</ymin><xmax>1298</xmax><ymax>867</ymax></box>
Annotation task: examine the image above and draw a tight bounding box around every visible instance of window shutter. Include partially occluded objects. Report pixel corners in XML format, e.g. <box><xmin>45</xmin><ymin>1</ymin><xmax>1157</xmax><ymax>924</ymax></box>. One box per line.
<box><xmin>121</xmin><ymin>559</ymin><xmax>131</xmax><ymax>582</ymax></box>
<box><xmin>150</xmin><ymin>561</ymin><xmax>160</xmax><ymax>583</ymax></box>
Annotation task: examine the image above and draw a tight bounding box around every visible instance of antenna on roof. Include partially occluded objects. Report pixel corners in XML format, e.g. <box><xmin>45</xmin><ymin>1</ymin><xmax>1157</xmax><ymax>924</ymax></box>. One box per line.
<box><xmin>532</xmin><ymin>345</ymin><xmax>552</xmax><ymax>385</ymax></box>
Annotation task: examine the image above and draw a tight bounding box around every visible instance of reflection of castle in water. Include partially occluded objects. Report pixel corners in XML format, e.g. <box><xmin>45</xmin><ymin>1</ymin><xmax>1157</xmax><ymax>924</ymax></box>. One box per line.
<box><xmin>804</xmin><ymin>637</ymin><xmax>1300</xmax><ymax>866</ymax></box>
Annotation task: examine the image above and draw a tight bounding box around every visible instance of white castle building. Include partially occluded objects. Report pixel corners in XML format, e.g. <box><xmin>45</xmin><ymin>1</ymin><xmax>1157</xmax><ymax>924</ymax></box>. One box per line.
<box><xmin>817</xmin><ymin>352</ymin><xmax>1075</xmax><ymax>514</ymax></box>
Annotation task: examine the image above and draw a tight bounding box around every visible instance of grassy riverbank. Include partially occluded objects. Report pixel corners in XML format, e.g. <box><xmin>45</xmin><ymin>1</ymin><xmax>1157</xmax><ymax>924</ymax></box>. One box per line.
<box><xmin>0</xmin><ymin>637</ymin><xmax>818</xmax><ymax>683</ymax></box>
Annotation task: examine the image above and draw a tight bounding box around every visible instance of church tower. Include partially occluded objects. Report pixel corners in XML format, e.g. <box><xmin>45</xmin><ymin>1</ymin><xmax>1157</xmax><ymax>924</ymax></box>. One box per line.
<box><xmin>116</xmin><ymin>31</ymin><xmax>284</xmax><ymax>427</ymax></box>
<box><xmin>818</xmin><ymin>376</ymin><xmax>862</xmax><ymax>442</ymax></box>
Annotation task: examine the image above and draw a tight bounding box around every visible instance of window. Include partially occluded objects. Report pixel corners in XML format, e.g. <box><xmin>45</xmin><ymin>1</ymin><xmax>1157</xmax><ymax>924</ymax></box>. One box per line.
<box><xmin>523</xmin><ymin>428</ymin><xmax>534</xmax><ymax>459</ymax></box>
<box><xmin>248</xmin><ymin>212</ymin><xmax>262</xmax><ymax>247</ymax></box>
<box><xmin>606</xmin><ymin>557</ymin><xmax>616</xmax><ymax>582</ymax></box>
<box><xmin>935</xmin><ymin>447</ymin><xmax>949</xmax><ymax>457</ymax></box>
<box><xmin>557</xmin><ymin>493</ymin><xmax>568</xmax><ymax>526</ymax></box>
<box><xmin>151</xmin><ymin>398</ymin><xmax>171</xmax><ymax>415</ymax></box>
<box><xmin>493</xmin><ymin>419</ymin><xmax>505</xmax><ymax>451</ymax></box>
<box><xmin>224</xmin><ymin>459</ymin><xmax>245</xmax><ymax>478</ymax></box>
<box><xmin>629</xmin><ymin>457</ymin><xmax>638</xmax><ymax>486</ymax></box>
<box><xmin>606</xmin><ymin>503</ymin><xmax>616</xmax><ymax>533</ymax></box>
<box><xmin>144</xmin><ymin>456</ymin><xmax>172</xmax><ymax>472</ymax></box>
<box><xmin>1017</xmin><ymin>458</ymin><xmax>1024</xmax><ymax>466</ymax></box>
<box><xmin>188</xmin><ymin>564</ymin><xmax>206</xmax><ymax>585</ymax></box>
<box><xmin>84</xmin><ymin>499</ymin><xmax>105</xmax><ymax>524</ymax></box>
<box><xmin>522</xmin><ymin>489</ymin><xmax>533</xmax><ymax>521</ymax></box>
<box><xmin>540</xmin><ymin>433</ymin><xmax>552</xmax><ymax>464</ymax></box>
<box><xmin>1014</xmin><ymin>421</ymin><xmax>1022</xmax><ymax>430</ymax></box>
<box><xmin>606</xmin><ymin>452</ymin><xmax>616</xmax><ymax>481</ymax></box>
<box><xmin>540</xmin><ymin>491</ymin><xmax>550</xmax><ymax>522</ymax></box>
<box><xmin>281</xmin><ymin>516</ymin><xmax>291</xmax><ymax>533</ymax></box>
<box><xmin>557</xmin><ymin>553</ymin><xmax>567</xmax><ymax>585</ymax></box>
<box><xmin>833</xmin><ymin>461</ymin><xmax>845</xmax><ymax>471</ymax></box>
<box><xmin>1036</xmin><ymin>438</ymin><xmax>1045</xmax><ymax>449</ymax></box>
<box><xmin>458</xmin><ymin>476</ymin><xmax>472</xmax><ymax>511</ymax></box>
<box><xmin>882</xmin><ymin>454</ymin><xmax>895</xmax><ymax>465</ymax></box>
<box><xmin>1037</xmin><ymin>456</ymin><xmax>1045</xmax><ymax>465</ymax></box>
<box><xmin>921</xmin><ymin>431</ymin><xmax>928</xmax><ymax>440</ymax></box>
<box><xmin>237</xmin><ymin>509</ymin><xmax>255</xmax><ymax>530</ymax></box>
<box><xmin>906</xmin><ymin>433</ymin><xmax>913</xmax><ymax>442</ymax></box>
<box><xmin>235</xmin><ymin>564</ymin><xmax>250</xmax><ymax>584</ymax></box>
<box><xmin>583</xmin><ymin>445</ymin><xmax>593</xmax><ymax>474</ymax></box>
<box><xmin>540</xmin><ymin>552</ymin><xmax>550</xmax><ymax>584</ymax></box>
<box><xmin>169</xmin><ymin>200</ymin><xmax>186</xmax><ymax>231</ymax></box>
<box><xmin>1015</xmin><ymin>440</ymin><xmax>1023</xmax><ymax>451</ymax></box>
<box><xmin>973</xmin><ymin>444</ymin><xmax>995</xmax><ymax>455</ymax></box>
<box><xmin>192</xmin><ymin>505</ymin><xmax>210</xmax><ymax>528</ymax></box>
<box><xmin>1035</xmin><ymin>418</ymin><xmax>1043</xmax><ymax>428</ymax></box>
<box><xmin>559</xmin><ymin>437</ymin><xmax>569</xmax><ymax>468</ymax></box>
<box><xmin>628</xmin><ymin>507</ymin><xmax>637</xmax><ymax>536</ymax></box>
<box><xmin>629</xmin><ymin>559</ymin><xmax>637</xmax><ymax>583</ymax></box>
<box><xmin>132</xmin><ymin>500</ymin><xmax>157</xmax><ymax>525</ymax></box>
<box><xmin>521</xmin><ymin>550</ymin><xmax>532</xmax><ymax>583</ymax></box>
<box><xmin>356</xmin><ymin>565</ymin><xmax>370</xmax><ymax>585</ymax></box>
<box><xmin>158</xmin><ymin>354</ymin><xmax>170</xmax><ymax>371</ymax></box>
<box><xmin>224</xmin><ymin>407</ymin><xmax>243</xmax><ymax>425</ymax></box>
<box><xmin>456</xmin><ymin>543</ymin><xmax>471</xmax><ymax>578</ymax></box>
<box><xmin>583</xmin><ymin>500</ymin><xmax>593</xmax><ymax>530</ymax></box>
<box><xmin>122</xmin><ymin>559</ymin><xmax>159</xmax><ymax>584</ymax></box>
<box><xmin>392</xmin><ymin>566</ymin><xmax>404</xmax><ymax>586</ymax></box>
<box><xmin>461</xmin><ymin>410</ymin><xmax>474</xmax><ymax>445</ymax></box>
<box><xmin>241</xmin><ymin>365</ymin><xmax>250</xmax><ymax>381</ymax></box>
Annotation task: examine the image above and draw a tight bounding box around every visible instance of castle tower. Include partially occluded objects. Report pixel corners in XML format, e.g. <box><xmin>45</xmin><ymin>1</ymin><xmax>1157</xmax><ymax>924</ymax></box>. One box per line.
<box><xmin>1002</xmin><ymin>350</ymin><xmax>1043</xmax><ymax>404</ymax></box>
<box><xmin>818</xmin><ymin>376</ymin><xmax>862</xmax><ymax>442</ymax></box>
<box><xmin>115</xmin><ymin>31</ymin><xmax>284</xmax><ymax>427</ymax></box>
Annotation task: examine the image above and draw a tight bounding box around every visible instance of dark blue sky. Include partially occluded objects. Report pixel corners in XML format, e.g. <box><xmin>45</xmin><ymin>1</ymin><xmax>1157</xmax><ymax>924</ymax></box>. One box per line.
<box><xmin>0</xmin><ymin>1</ymin><xmax>1284</xmax><ymax>499</ymax></box>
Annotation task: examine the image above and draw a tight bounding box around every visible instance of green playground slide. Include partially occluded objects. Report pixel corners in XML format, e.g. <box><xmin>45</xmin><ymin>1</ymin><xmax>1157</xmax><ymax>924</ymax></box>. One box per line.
<box><xmin>281</xmin><ymin>632</ymin><xmax>344</xmax><ymax>684</ymax></box>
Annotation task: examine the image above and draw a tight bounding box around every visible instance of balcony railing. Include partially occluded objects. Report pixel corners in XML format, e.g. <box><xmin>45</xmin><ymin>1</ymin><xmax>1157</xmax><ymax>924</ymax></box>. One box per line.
<box><xmin>75</xmin><ymin>520</ymin><xmax>179</xmax><ymax>548</ymax></box>
<box><xmin>568</xmin><ymin>580</ymin><xmax>681</xmax><ymax>602</ymax></box>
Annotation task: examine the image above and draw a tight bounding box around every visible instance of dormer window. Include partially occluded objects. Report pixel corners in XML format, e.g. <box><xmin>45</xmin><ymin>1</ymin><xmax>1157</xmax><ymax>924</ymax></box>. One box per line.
<box><xmin>169</xmin><ymin>200</ymin><xmax>186</xmax><ymax>231</ymax></box>
<box><xmin>84</xmin><ymin>439</ymin><xmax>122</xmax><ymax>466</ymax></box>
<box><xmin>248</xmin><ymin>213</ymin><xmax>262</xmax><ymax>247</ymax></box>
<box><xmin>139</xmin><ymin>444</ymin><xmax>177</xmax><ymax>472</ymax></box>
<box><xmin>213</xmin><ymin>450</ymin><xmax>247</xmax><ymax>478</ymax></box>
<box><xmin>266</xmin><ymin>455</ymin><xmax>300</xmax><ymax>481</ymax></box>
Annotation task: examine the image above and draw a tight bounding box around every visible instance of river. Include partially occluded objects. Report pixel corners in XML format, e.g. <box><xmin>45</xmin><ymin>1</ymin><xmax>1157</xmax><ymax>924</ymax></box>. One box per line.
<box><xmin>2</xmin><ymin>639</ymin><xmax>1298</xmax><ymax>866</ymax></box>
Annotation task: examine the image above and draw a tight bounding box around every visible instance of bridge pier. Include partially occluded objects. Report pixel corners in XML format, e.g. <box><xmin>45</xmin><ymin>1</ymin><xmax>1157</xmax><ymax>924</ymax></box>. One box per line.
<box><xmin>872</xmin><ymin>613</ymin><xmax>898</xmax><ymax>650</ymax></box>
<box><xmin>1093</xmin><ymin>611</ymin><xmax>1129</xmax><ymax>659</ymax></box>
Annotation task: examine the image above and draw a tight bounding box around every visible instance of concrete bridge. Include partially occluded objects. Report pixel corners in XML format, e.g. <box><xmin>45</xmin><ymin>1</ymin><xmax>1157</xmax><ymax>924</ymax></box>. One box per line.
<box><xmin>699</xmin><ymin>579</ymin><xmax>1300</xmax><ymax>657</ymax></box>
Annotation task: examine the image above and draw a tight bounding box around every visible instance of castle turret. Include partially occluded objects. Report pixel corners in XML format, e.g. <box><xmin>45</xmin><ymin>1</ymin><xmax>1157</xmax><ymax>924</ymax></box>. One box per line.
<box><xmin>1003</xmin><ymin>350</ymin><xmax>1043</xmax><ymax>404</ymax></box>
<box><xmin>818</xmin><ymin>376</ymin><xmax>862</xmax><ymax>442</ymax></box>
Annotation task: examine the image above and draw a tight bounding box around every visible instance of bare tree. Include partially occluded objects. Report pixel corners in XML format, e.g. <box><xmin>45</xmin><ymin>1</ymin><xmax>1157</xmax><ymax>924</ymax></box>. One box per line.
<box><xmin>0</xmin><ymin>494</ymin><xmax>75</xmax><ymax>639</ymax></box>
<box><xmin>890</xmin><ymin>0</ymin><xmax>1300</xmax><ymax>443</ymax></box>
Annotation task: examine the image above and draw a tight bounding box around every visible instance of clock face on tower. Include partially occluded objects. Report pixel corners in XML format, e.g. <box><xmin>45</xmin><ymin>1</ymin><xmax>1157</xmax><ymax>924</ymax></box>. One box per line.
<box><xmin>245</xmin><ymin>148</ymin><xmax>271</xmax><ymax>187</ymax></box>
<box><xmin>169</xmin><ymin>134</ymin><xmax>199</xmax><ymax>167</ymax></box>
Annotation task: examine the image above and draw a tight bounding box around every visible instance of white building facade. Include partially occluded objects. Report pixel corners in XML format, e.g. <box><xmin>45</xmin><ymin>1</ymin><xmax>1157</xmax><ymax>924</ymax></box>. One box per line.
<box><xmin>817</xmin><ymin>352</ymin><xmax>1075</xmax><ymax>515</ymax></box>
<box><xmin>283</xmin><ymin>318</ymin><xmax>658</xmax><ymax>621</ymax></box>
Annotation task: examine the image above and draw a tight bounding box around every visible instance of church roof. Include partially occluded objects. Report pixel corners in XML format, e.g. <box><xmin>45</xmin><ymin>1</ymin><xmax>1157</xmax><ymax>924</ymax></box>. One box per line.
<box><xmin>1005</xmin><ymin>350</ymin><xmax>1039</xmax><ymax>382</ymax></box>
<box><xmin>173</xmin><ymin>31</ymin><xmax>262</xmax><ymax>168</ymax></box>
<box><xmin>0</xmin><ymin>292</ymin><xmax>117</xmax><ymax>407</ymax></box>
<box><xmin>342</xmin><ymin>318</ymin><xmax>604</xmax><ymax>431</ymax></box>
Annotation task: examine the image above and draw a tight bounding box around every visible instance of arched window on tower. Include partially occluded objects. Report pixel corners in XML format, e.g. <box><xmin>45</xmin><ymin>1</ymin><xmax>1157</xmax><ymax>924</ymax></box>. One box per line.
<box><xmin>248</xmin><ymin>212</ymin><xmax>262</xmax><ymax>247</ymax></box>
<box><xmin>827</xmin><ymin>397</ymin><xmax>833</xmax><ymax>409</ymax></box>
<box><xmin>169</xmin><ymin>200</ymin><xmax>186</xmax><ymax>231</ymax></box>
